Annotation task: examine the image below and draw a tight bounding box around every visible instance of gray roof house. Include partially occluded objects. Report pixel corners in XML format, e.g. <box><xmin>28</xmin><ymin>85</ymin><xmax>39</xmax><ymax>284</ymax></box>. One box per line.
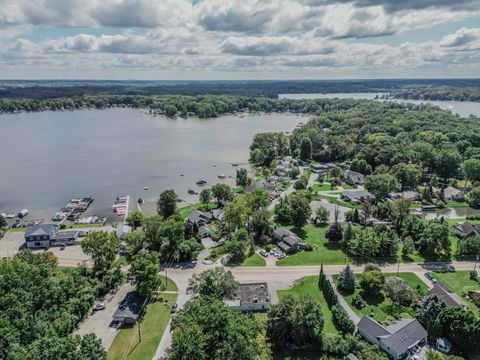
<box><xmin>389</xmin><ymin>191</ymin><xmax>422</xmax><ymax>202</ymax></box>
<box><xmin>426</xmin><ymin>282</ymin><xmax>468</xmax><ymax>308</ymax></box>
<box><xmin>357</xmin><ymin>316</ymin><xmax>427</xmax><ymax>360</ymax></box>
<box><xmin>113</xmin><ymin>291</ymin><xmax>147</xmax><ymax>325</ymax></box>
<box><xmin>444</xmin><ymin>186</ymin><xmax>465</xmax><ymax>202</ymax></box>
<box><xmin>272</xmin><ymin>228</ymin><xmax>302</xmax><ymax>254</ymax></box>
<box><xmin>341</xmin><ymin>170</ymin><xmax>364</xmax><ymax>185</ymax></box>
<box><xmin>25</xmin><ymin>224</ymin><xmax>58</xmax><ymax>249</ymax></box>
<box><xmin>341</xmin><ymin>190</ymin><xmax>375</xmax><ymax>204</ymax></box>
<box><xmin>187</xmin><ymin>210</ymin><xmax>213</xmax><ymax>226</ymax></box>
<box><xmin>453</xmin><ymin>221</ymin><xmax>480</xmax><ymax>238</ymax></box>
<box><xmin>224</xmin><ymin>283</ymin><xmax>271</xmax><ymax>313</ymax></box>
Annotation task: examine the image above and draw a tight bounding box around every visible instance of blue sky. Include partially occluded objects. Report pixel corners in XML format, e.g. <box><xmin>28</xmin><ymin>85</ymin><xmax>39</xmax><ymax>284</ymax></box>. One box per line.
<box><xmin>0</xmin><ymin>0</ymin><xmax>479</xmax><ymax>79</ymax></box>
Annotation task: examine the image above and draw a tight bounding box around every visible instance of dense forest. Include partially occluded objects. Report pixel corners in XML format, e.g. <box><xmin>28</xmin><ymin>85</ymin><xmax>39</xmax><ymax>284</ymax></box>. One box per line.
<box><xmin>388</xmin><ymin>86</ymin><xmax>480</xmax><ymax>102</ymax></box>
<box><xmin>0</xmin><ymin>79</ymin><xmax>479</xmax><ymax>100</ymax></box>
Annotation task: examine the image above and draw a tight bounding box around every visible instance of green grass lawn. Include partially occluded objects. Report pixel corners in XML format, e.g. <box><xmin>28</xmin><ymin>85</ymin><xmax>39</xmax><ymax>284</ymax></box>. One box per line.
<box><xmin>445</xmin><ymin>201</ymin><xmax>469</xmax><ymax>207</ymax></box>
<box><xmin>432</xmin><ymin>271</ymin><xmax>480</xmax><ymax>316</ymax></box>
<box><xmin>317</xmin><ymin>194</ymin><xmax>362</xmax><ymax>209</ymax></box>
<box><xmin>276</xmin><ymin>224</ymin><xmax>349</xmax><ymax>266</ymax></box>
<box><xmin>107</xmin><ymin>292</ymin><xmax>177</xmax><ymax>360</ymax></box>
<box><xmin>240</xmin><ymin>253</ymin><xmax>266</xmax><ymax>267</ymax></box>
<box><xmin>339</xmin><ymin>183</ymin><xmax>355</xmax><ymax>190</ymax></box>
<box><xmin>338</xmin><ymin>273</ymin><xmax>425</xmax><ymax>325</ymax></box>
<box><xmin>179</xmin><ymin>202</ymin><xmax>217</xmax><ymax>219</ymax></box>
<box><xmin>312</xmin><ymin>182</ymin><xmax>334</xmax><ymax>192</ymax></box>
<box><xmin>158</xmin><ymin>275</ymin><xmax>178</xmax><ymax>292</ymax></box>
<box><xmin>277</xmin><ymin>276</ymin><xmax>337</xmax><ymax>334</ymax></box>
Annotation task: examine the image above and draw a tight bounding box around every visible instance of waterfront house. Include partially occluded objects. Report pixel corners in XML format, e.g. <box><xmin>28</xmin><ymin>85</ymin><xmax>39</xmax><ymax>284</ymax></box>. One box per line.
<box><xmin>443</xmin><ymin>186</ymin><xmax>465</xmax><ymax>202</ymax></box>
<box><xmin>357</xmin><ymin>316</ymin><xmax>427</xmax><ymax>360</ymax></box>
<box><xmin>224</xmin><ymin>282</ymin><xmax>271</xmax><ymax>313</ymax></box>
<box><xmin>341</xmin><ymin>190</ymin><xmax>375</xmax><ymax>204</ymax></box>
<box><xmin>245</xmin><ymin>179</ymin><xmax>276</xmax><ymax>193</ymax></box>
<box><xmin>426</xmin><ymin>282</ymin><xmax>468</xmax><ymax>308</ymax></box>
<box><xmin>341</xmin><ymin>170</ymin><xmax>364</xmax><ymax>185</ymax></box>
<box><xmin>116</xmin><ymin>223</ymin><xmax>132</xmax><ymax>240</ymax></box>
<box><xmin>52</xmin><ymin>229</ymin><xmax>80</xmax><ymax>246</ymax></box>
<box><xmin>453</xmin><ymin>221</ymin><xmax>480</xmax><ymax>238</ymax></box>
<box><xmin>25</xmin><ymin>224</ymin><xmax>58</xmax><ymax>249</ymax></box>
<box><xmin>272</xmin><ymin>228</ymin><xmax>302</xmax><ymax>254</ymax></box>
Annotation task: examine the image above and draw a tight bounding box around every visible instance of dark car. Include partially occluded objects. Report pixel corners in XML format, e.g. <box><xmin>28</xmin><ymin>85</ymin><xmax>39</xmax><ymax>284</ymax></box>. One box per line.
<box><xmin>171</xmin><ymin>303</ymin><xmax>178</xmax><ymax>314</ymax></box>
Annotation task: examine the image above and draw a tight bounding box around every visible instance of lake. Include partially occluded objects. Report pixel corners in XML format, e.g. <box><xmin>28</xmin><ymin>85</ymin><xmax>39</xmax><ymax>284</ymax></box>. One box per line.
<box><xmin>0</xmin><ymin>109</ymin><xmax>306</xmax><ymax>221</ymax></box>
<box><xmin>279</xmin><ymin>93</ymin><xmax>480</xmax><ymax>117</ymax></box>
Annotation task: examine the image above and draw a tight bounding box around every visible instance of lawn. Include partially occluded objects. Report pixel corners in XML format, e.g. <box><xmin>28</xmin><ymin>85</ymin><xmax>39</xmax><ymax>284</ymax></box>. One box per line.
<box><xmin>240</xmin><ymin>253</ymin><xmax>266</xmax><ymax>267</ymax></box>
<box><xmin>276</xmin><ymin>224</ymin><xmax>348</xmax><ymax>266</ymax></box>
<box><xmin>339</xmin><ymin>183</ymin><xmax>355</xmax><ymax>190</ymax></box>
<box><xmin>317</xmin><ymin>194</ymin><xmax>362</xmax><ymax>209</ymax></box>
<box><xmin>432</xmin><ymin>271</ymin><xmax>480</xmax><ymax>316</ymax></box>
<box><xmin>312</xmin><ymin>182</ymin><xmax>334</xmax><ymax>192</ymax></box>
<box><xmin>277</xmin><ymin>276</ymin><xmax>337</xmax><ymax>334</ymax></box>
<box><xmin>107</xmin><ymin>292</ymin><xmax>177</xmax><ymax>360</ymax></box>
<box><xmin>337</xmin><ymin>272</ymin><xmax>426</xmax><ymax>325</ymax></box>
<box><xmin>158</xmin><ymin>275</ymin><xmax>178</xmax><ymax>292</ymax></box>
<box><xmin>178</xmin><ymin>202</ymin><xmax>217</xmax><ymax>219</ymax></box>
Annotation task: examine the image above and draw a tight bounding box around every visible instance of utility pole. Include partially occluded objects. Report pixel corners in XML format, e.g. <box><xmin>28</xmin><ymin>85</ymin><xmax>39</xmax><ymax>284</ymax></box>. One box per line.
<box><xmin>474</xmin><ymin>255</ymin><xmax>479</xmax><ymax>272</ymax></box>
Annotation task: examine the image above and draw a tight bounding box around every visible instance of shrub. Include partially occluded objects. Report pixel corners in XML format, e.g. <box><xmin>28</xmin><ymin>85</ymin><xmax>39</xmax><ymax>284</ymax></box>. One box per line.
<box><xmin>303</xmin><ymin>243</ymin><xmax>314</xmax><ymax>251</ymax></box>
<box><xmin>352</xmin><ymin>294</ymin><xmax>366</xmax><ymax>309</ymax></box>
<box><xmin>470</xmin><ymin>270</ymin><xmax>478</xmax><ymax>281</ymax></box>
<box><xmin>331</xmin><ymin>304</ymin><xmax>355</xmax><ymax>334</ymax></box>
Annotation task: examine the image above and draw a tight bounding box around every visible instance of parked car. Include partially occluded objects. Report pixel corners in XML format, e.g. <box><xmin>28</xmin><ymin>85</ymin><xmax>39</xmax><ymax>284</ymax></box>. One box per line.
<box><xmin>94</xmin><ymin>303</ymin><xmax>106</xmax><ymax>311</ymax></box>
<box><xmin>171</xmin><ymin>303</ymin><xmax>178</xmax><ymax>314</ymax></box>
<box><xmin>260</xmin><ymin>250</ymin><xmax>268</xmax><ymax>257</ymax></box>
<box><xmin>60</xmin><ymin>244</ymin><xmax>66</xmax><ymax>250</ymax></box>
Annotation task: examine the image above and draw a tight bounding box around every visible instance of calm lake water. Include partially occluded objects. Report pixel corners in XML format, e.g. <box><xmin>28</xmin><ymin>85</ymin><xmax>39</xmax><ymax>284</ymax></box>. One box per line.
<box><xmin>0</xmin><ymin>109</ymin><xmax>306</xmax><ymax>221</ymax></box>
<box><xmin>279</xmin><ymin>93</ymin><xmax>480</xmax><ymax>117</ymax></box>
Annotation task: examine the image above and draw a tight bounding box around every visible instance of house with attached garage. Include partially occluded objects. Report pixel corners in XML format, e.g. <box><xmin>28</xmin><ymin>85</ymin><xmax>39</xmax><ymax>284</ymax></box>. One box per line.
<box><xmin>272</xmin><ymin>227</ymin><xmax>302</xmax><ymax>254</ymax></box>
<box><xmin>357</xmin><ymin>316</ymin><xmax>427</xmax><ymax>360</ymax></box>
<box><xmin>25</xmin><ymin>224</ymin><xmax>58</xmax><ymax>249</ymax></box>
<box><xmin>426</xmin><ymin>282</ymin><xmax>468</xmax><ymax>309</ymax></box>
<box><xmin>341</xmin><ymin>170</ymin><xmax>364</xmax><ymax>185</ymax></box>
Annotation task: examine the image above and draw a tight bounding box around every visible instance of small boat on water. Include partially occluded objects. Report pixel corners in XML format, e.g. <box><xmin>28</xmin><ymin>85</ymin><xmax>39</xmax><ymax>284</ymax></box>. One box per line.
<box><xmin>421</xmin><ymin>205</ymin><xmax>437</xmax><ymax>211</ymax></box>
<box><xmin>188</xmin><ymin>189</ymin><xmax>197</xmax><ymax>195</ymax></box>
<box><xmin>213</xmin><ymin>164</ymin><xmax>217</xmax><ymax>167</ymax></box>
<box><xmin>17</xmin><ymin>209</ymin><xmax>29</xmax><ymax>218</ymax></box>
<box><xmin>176</xmin><ymin>197</ymin><xmax>182</xmax><ymax>202</ymax></box>
<box><xmin>196</xmin><ymin>180</ymin><xmax>207</xmax><ymax>186</ymax></box>
<box><xmin>180</xmin><ymin>174</ymin><xmax>185</xmax><ymax>177</ymax></box>
<box><xmin>217</xmin><ymin>174</ymin><xmax>226</xmax><ymax>179</ymax></box>
<box><xmin>144</xmin><ymin>186</ymin><xmax>149</xmax><ymax>190</ymax></box>
<box><xmin>232</xmin><ymin>163</ymin><xmax>239</xmax><ymax>167</ymax></box>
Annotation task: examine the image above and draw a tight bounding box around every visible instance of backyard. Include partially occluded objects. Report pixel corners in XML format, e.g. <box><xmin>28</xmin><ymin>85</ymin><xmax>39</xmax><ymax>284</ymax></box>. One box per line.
<box><xmin>432</xmin><ymin>270</ymin><xmax>480</xmax><ymax>316</ymax></box>
<box><xmin>337</xmin><ymin>272</ymin><xmax>427</xmax><ymax>325</ymax></box>
<box><xmin>277</xmin><ymin>276</ymin><xmax>337</xmax><ymax>334</ymax></box>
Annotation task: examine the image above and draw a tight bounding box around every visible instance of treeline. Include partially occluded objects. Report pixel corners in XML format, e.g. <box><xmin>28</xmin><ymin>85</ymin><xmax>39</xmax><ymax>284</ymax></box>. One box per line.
<box><xmin>1</xmin><ymin>79</ymin><xmax>479</xmax><ymax>99</ymax></box>
<box><xmin>0</xmin><ymin>251</ymin><xmax>106</xmax><ymax>360</ymax></box>
<box><xmin>389</xmin><ymin>86</ymin><xmax>480</xmax><ymax>102</ymax></box>
<box><xmin>0</xmin><ymin>94</ymin><xmax>367</xmax><ymax>117</ymax></box>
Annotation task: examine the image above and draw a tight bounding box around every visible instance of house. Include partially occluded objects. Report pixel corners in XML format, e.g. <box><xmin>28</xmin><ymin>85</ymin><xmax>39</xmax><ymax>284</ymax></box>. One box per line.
<box><xmin>341</xmin><ymin>190</ymin><xmax>375</xmax><ymax>204</ymax></box>
<box><xmin>211</xmin><ymin>208</ymin><xmax>224</xmax><ymax>221</ymax></box>
<box><xmin>116</xmin><ymin>223</ymin><xmax>132</xmax><ymax>240</ymax></box>
<box><xmin>25</xmin><ymin>224</ymin><xmax>58</xmax><ymax>249</ymax></box>
<box><xmin>436</xmin><ymin>337</ymin><xmax>452</xmax><ymax>354</ymax></box>
<box><xmin>224</xmin><ymin>282</ymin><xmax>271</xmax><ymax>312</ymax></box>
<box><xmin>187</xmin><ymin>209</ymin><xmax>213</xmax><ymax>227</ymax></box>
<box><xmin>444</xmin><ymin>186</ymin><xmax>465</xmax><ymax>202</ymax></box>
<box><xmin>389</xmin><ymin>191</ymin><xmax>422</xmax><ymax>202</ymax></box>
<box><xmin>341</xmin><ymin>170</ymin><xmax>364</xmax><ymax>185</ymax></box>
<box><xmin>453</xmin><ymin>221</ymin><xmax>480</xmax><ymax>238</ymax></box>
<box><xmin>113</xmin><ymin>291</ymin><xmax>147</xmax><ymax>325</ymax></box>
<box><xmin>272</xmin><ymin>228</ymin><xmax>302</xmax><ymax>254</ymax></box>
<box><xmin>468</xmin><ymin>290</ymin><xmax>480</xmax><ymax>306</ymax></box>
<box><xmin>51</xmin><ymin>229</ymin><xmax>80</xmax><ymax>246</ymax></box>
<box><xmin>426</xmin><ymin>282</ymin><xmax>468</xmax><ymax>308</ymax></box>
<box><xmin>357</xmin><ymin>316</ymin><xmax>427</xmax><ymax>360</ymax></box>
<box><xmin>245</xmin><ymin>180</ymin><xmax>276</xmax><ymax>193</ymax></box>
<box><xmin>366</xmin><ymin>217</ymin><xmax>393</xmax><ymax>228</ymax></box>
<box><xmin>346</xmin><ymin>354</ymin><xmax>359</xmax><ymax>360</ymax></box>
<box><xmin>310</xmin><ymin>163</ymin><xmax>330</xmax><ymax>174</ymax></box>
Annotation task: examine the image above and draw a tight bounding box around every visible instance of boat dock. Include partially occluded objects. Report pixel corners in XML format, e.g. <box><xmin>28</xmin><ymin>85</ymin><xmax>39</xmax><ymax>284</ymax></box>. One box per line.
<box><xmin>113</xmin><ymin>195</ymin><xmax>130</xmax><ymax>222</ymax></box>
<box><xmin>54</xmin><ymin>196</ymin><xmax>95</xmax><ymax>224</ymax></box>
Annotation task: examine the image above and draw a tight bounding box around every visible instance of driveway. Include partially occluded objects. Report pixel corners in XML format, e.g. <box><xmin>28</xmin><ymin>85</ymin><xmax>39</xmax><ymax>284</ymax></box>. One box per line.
<box><xmin>0</xmin><ymin>231</ymin><xmax>24</xmax><ymax>258</ymax></box>
<box><xmin>76</xmin><ymin>283</ymin><xmax>133</xmax><ymax>350</ymax></box>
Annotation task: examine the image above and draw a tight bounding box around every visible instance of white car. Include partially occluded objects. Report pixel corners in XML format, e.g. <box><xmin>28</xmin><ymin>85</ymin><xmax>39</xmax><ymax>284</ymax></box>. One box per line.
<box><xmin>94</xmin><ymin>303</ymin><xmax>106</xmax><ymax>311</ymax></box>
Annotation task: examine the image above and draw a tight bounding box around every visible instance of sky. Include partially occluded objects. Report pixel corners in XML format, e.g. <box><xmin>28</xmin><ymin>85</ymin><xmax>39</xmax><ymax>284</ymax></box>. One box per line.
<box><xmin>0</xmin><ymin>0</ymin><xmax>479</xmax><ymax>80</ymax></box>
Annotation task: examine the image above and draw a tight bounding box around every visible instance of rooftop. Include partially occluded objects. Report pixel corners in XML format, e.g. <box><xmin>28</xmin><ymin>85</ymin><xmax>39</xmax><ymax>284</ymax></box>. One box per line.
<box><xmin>25</xmin><ymin>223</ymin><xmax>57</xmax><ymax>238</ymax></box>
<box><xmin>427</xmin><ymin>282</ymin><xmax>468</xmax><ymax>308</ymax></box>
<box><xmin>234</xmin><ymin>283</ymin><xmax>270</xmax><ymax>306</ymax></box>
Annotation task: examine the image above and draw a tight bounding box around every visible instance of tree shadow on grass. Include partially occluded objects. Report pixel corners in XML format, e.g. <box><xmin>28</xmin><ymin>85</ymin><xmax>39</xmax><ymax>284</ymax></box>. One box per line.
<box><xmin>361</xmin><ymin>291</ymin><xmax>385</xmax><ymax>306</ymax></box>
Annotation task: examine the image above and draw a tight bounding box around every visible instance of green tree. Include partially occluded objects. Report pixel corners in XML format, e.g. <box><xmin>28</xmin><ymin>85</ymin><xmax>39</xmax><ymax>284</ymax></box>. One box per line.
<box><xmin>463</xmin><ymin>158</ymin><xmax>480</xmax><ymax>188</ymax></box>
<box><xmin>0</xmin><ymin>214</ymin><xmax>6</xmax><ymax>229</ymax></box>
<box><xmin>289</xmin><ymin>193</ymin><xmax>312</xmax><ymax>228</ymax></box>
<box><xmin>199</xmin><ymin>188</ymin><xmax>211</xmax><ymax>207</ymax></box>
<box><xmin>211</xmin><ymin>183</ymin><xmax>233</xmax><ymax>206</ymax></box>
<box><xmin>81</xmin><ymin>231</ymin><xmax>121</xmax><ymax>273</ymax></box>
<box><xmin>157</xmin><ymin>189</ymin><xmax>177</xmax><ymax>218</ymax></box>
<box><xmin>168</xmin><ymin>296</ymin><xmax>263</xmax><ymax>360</ymax></box>
<box><xmin>267</xmin><ymin>295</ymin><xmax>324</xmax><ymax>349</ymax></box>
<box><xmin>125</xmin><ymin>231</ymin><xmax>145</xmax><ymax>260</ymax></box>
<box><xmin>435</xmin><ymin>150</ymin><xmax>461</xmax><ymax>181</ymax></box>
<box><xmin>416</xmin><ymin>294</ymin><xmax>447</xmax><ymax>331</ymax></box>
<box><xmin>326</xmin><ymin>222</ymin><xmax>343</xmax><ymax>243</ymax></box>
<box><xmin>418</xmin><ymin>221</ymin><xmax>451</xmax><ymax>259</ymax></box>
<box><xmin>249</xmin><ymin>208</ymin><xmax>272</xmax><ymax>241</ymax></box>
<box><xmin>236</xmin><ymin>168</ymin><xmax>250</xmax><ymax>187</ymax></box>
<box><xmin>331</xmin><ymin>304</ymin><xmax>355</xmax><ymax>334</ymax></box>
<box><xmin>330</xmin><ymin>166</ymin><xmax>342</xmax><ymax>179</ymax></box>
<box><xmin>364</xmin><ymin>173</ymin><xmax>400</xmax><ymax>199</ymax></box>
<box><xmin>337</xmin><ymin>265</ymin><xmax>355</xmax><ymax>293</ymax></box>
<box><xmin>360</xmin><ymin>269</ymin><xmax>384</xmax><ymax>298</ymax></box>
<box><xmin>125</xmin><ymin>210</ymin><xmax>144</xmax><ymax>229</ymax></box>
<box><xmin>392</xmin><ymin>163</ymin><xmax>422</xmax><ymax>190</ymax></box>
<box><xmin>300</xmin><ymin>137</ymin><xmax>312</xmax><ymax>161</ymax></box>
<box><xmin>224</xmin><ymin>229</ymin><xmax>252</xmax><ymax>262</ymax></box>
<box><xmin>187</xmin><ymin>268</ymin><xmax>239</xmax><ymax>299</ymax></box>
<box><xmin>129</xmin><ymin>249</ymin><xmax>160</xmax><ymax>297</ymax></box>
<box><xmin>314</xmin><ymin>206</ymin><xmax>330</xmax><ymax>225</ymax></box>
<box><xmin>467</xmin><ymin>186</ymin><xmax>480</xmax><ymax>207</ymax></box>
